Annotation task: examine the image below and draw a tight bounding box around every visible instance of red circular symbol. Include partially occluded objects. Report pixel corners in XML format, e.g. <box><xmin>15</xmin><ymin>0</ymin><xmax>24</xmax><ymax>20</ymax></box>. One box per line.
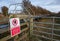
<box><xmin>12</xmin><ymin>19</ymin><xmax>18</xmax><ymax>26</ymax></box>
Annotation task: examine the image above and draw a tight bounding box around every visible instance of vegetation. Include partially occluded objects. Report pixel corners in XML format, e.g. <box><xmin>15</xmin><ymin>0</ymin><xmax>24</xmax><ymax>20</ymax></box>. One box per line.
<box><xmin>22</xmin><ymin>0</ymin><xmax>52</xmax><ymax>16</ymax></box>
<box><xmin>0</xmin><ymin>0</ymin><xmax>60</xmax><ymax>41</ymax></box>
<box><xmin>22</xmin><ymin>0</ymin><xmax>60</xmax><ymax>41</ymax></box>
<box><xmin>1</xmin><ymin>6</ymin><xmax>8</xmax><ymax>16</ymax></box>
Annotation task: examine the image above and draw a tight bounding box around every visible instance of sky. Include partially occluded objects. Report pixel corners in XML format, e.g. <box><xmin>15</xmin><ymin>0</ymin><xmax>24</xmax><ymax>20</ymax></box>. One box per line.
<box><xmin>0</xmin><ymin>0</ymin><xmax>60</xmax><ymax>13</ymax></box>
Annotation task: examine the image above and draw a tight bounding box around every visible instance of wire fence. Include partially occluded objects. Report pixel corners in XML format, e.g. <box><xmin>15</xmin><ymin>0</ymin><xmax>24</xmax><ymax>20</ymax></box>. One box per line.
<box><xmin>31</xmin><ymin>16</ymin><xmax>60</xmax><ymax>41</ymax></box>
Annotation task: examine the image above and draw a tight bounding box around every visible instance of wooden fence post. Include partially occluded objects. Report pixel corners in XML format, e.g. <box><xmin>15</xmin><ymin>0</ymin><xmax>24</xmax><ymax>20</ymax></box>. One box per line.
<box><xmin>14</xmin><ymin>35</ymin><xmax>18</xmax><ymax>41</ymax></box>
<box><xmin>30</xmin><ymin>17</ymin><xmax>33</xmax><ymax>35</ymax></box>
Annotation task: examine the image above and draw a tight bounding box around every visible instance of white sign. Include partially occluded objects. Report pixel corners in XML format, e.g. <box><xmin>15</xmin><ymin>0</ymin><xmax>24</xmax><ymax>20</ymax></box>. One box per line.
<box><xmin>10</xmin><ymin>18</ymin><xmax>21</xmax><ymax>37</ymax></box>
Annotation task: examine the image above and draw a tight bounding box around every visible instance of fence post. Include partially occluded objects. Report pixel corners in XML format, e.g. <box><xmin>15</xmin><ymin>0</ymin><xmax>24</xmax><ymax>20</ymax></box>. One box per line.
<box><xmin>51</xmin><ymin>17</ymin><xmax>55</xmax><ymax>41</ymax></box>
<box><xmin>14</xmin><ymin>36</ymin><xmax>18</xmax><ymax>41</ymax></box>
<box><xmin>29</xmin><ymin>17</ymin><xmax>33</xmax><ymax>35</ymax></box>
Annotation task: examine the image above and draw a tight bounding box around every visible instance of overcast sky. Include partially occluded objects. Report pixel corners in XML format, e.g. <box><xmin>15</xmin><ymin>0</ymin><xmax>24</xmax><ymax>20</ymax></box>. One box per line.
<box><xmin>0</xmin><ymin>0</ymin><xmax>60</xmax><ymax>13</ymax></box>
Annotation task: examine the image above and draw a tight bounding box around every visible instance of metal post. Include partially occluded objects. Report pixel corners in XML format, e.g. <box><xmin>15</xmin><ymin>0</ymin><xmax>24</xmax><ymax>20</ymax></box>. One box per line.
<box><xmin>29</xmin><ymin>17</ymin><xmax>33</xmax><ymax>35</ymax></box>
<box><xmin>51</xmin><ymin>17</ymin><xmax>55</xmax><ymax>41</ymax></box>
<box><xmin>29</xmin><ymin>16</ymin><xmax>33</xmax><ymax>41</ymax></box>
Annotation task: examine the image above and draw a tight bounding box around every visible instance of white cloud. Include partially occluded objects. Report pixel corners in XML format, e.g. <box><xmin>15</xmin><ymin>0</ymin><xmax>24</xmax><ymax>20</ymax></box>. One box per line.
<box><xmin>41</xmin><ymin>5</ymin><xmax>60</xmax><ymax>13</ymax></box>
<box><xmin>47</xmin><ymin>0</ymin><xmax>60</xmax><ymax>5</ymax></box>
<box><xmin>0</xmin><ymin>1</ymin><xmax>9</xmax><ymax>12</ymax></box>
<box><xmin>0</xmin><ymin>0</ymin><xmax>22</xmax><ymax>12</ymax></box>
<box><xmin>0</xmin><ymin>0</ymin><xmax>60</xmax><ymax>13</ymax></box>
<box><xmin>30</xmin><ymin>0</ymin><xmax>60</xmax><ymax>12</ymax></box>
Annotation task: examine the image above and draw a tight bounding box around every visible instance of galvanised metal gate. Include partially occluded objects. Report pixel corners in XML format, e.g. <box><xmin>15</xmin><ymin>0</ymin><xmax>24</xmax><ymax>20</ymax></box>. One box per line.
<box><xmin>31</xmin><ymin>16</ymin><xmax>60</xmax><ymax>41</ymax></box>
<box><xmin>0</xmin><ymin>15</ymin><xmax>32</xmax><ymax>41</ymax></box>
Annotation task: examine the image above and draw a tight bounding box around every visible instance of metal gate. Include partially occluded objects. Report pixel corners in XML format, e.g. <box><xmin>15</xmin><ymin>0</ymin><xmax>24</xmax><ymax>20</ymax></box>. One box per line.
<box><xmin>31</xmin><ymin>16</ymin><xmax>60</xmax><ymax>41</ymax></box>
<box><xmin>0</xmin><ymin>15</ymin><xmax>33</xmax><ymax>41</ymax></box>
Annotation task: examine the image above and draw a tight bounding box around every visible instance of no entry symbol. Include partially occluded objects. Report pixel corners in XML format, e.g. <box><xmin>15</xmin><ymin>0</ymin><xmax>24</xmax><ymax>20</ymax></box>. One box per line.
<box><xmin>12</xmin><ymin>19</ymin><xmax>18</xmax><ymax>26</ymax></box>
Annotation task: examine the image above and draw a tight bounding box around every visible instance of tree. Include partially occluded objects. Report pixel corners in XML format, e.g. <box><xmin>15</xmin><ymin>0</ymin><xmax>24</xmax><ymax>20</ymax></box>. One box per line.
<box><xmin>1</xmin><ymin>6</ymin><xmax>8</xmax><ymax>16</ymax></box>
<box><xmin>22</xmin><ymin>0</ymin><xmax>31</xmax><ymax>15</ymax></box>
<box><xmin>22</xmin><ymin>0</ymin><xmax>52</xmax><ymax>16</ymax></box>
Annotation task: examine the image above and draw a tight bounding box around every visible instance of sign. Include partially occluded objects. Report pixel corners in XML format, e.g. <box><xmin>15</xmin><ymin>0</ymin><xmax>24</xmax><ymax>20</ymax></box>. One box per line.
<box><xmin>10</xmin><ymin>18</ymin><xmax>20</xmax><ymax>37</ymax></box>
